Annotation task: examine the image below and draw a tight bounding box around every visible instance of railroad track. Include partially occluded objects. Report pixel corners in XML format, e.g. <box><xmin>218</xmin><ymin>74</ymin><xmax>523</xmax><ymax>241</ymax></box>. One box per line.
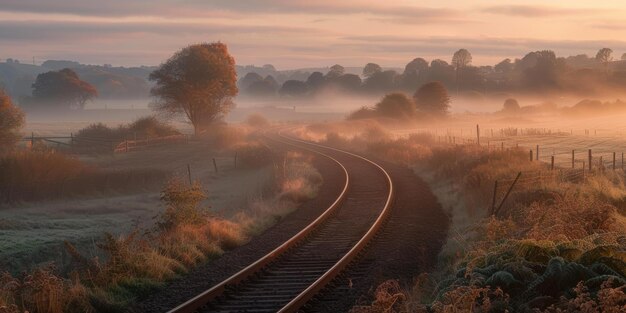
<box><xmin>168</xmin><ymin>131</ymin><xmax>394</xmax><ymax>313</ymax></box>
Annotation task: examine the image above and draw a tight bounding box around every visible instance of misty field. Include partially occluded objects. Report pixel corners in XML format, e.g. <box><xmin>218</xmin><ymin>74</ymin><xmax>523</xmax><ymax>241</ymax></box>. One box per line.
<box><xmin>0</xmin><ymin>142</ymin><xmax>274</xmax><ymax>274</ymax></box>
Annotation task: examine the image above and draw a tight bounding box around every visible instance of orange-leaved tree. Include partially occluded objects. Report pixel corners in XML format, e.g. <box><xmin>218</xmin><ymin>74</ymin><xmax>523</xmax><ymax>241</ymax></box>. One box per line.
<box><xmin>149</xmin><ymin>42</ymin><xmax>238</xmax><ymax>135</ymax></box>
<box><xmin>0</xmin><ymin>89</ymin><xmax>24</xmax><ymax>151</ymax></box>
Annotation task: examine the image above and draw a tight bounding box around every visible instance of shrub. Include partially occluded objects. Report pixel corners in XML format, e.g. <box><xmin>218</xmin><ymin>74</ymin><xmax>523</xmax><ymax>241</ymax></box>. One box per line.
<box><xmin>348</xmin><ymin>93</ymin><xmax>416</xmax><ymax>120</ymax></box>
<box><xmin>127</xmin><ymin>116</ymin><xmax>179</xmax><ymax>138</ymax></box>
<box><xmin>157</xmin><ymin>178</ymin><xmax>207</xmax><ymax>230</ymax></box>
<box><xmin>413</xmin><ymin>81</ymin><xmax>450</xmax><ymax>117</ymax></box>
<box><xmin>374</xmin><ymin>93</ymin><xmax>416</xmax><ymax>119</ymax></box>
<box><xmin>0</xmin><ymin>267</ymin><xmax>92</xmax><ymax>313</ymax></box>
<box><xmin>73</xmin><ymin>116</ymin><xmax>179</xmax><ymax>152</ymax></box>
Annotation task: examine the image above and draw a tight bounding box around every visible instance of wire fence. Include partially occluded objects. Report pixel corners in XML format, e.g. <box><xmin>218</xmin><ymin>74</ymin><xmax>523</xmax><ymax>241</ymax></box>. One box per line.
<box><xmin>20</xmin><ymin>133</ymin><xmax>189</xmax><ymax>154</ymax></box>
<box><xmin>396</xmin><ymin>124</ymin><xmax>626</xmax><ymax>217</ymax></box>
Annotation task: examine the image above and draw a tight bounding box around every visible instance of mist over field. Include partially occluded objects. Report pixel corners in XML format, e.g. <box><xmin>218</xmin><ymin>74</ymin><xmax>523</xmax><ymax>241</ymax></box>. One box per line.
<box><xmin>2</xmin><ymin>1</ymin><xmax>626</xmax><ymax>313</ymax></box>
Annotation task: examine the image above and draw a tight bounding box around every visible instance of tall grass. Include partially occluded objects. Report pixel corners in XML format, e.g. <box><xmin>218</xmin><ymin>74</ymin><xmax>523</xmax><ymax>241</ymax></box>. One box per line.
<box><xmin>0</xmin><ymin>150</ymin><xmax>323</xmax><ymax>312</ymax></box>
<box><xmin>293</xmin><ymin>121</ymin><xmax>626</xmax><ymax>312</ymax></box>
<box><xmin>0</xmin><ymin>150</ymin><xmax>165</xmax><ymax>203</ymax></box>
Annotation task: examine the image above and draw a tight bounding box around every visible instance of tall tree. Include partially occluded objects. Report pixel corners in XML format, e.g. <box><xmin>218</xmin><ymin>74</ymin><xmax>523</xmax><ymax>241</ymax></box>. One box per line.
<box><xmin>363</xmin><ymin>63</ymin><xmax>382</xmax><ymax>78</ymax></box>
<box><xmin>31</xmin><ymin>68</ymin><xmax>97</xmax><ymax>109</ymax></box>
<box><xmin>452</xmin><ymin>49</ymin><xmax>472</xmax><ymax>94</ymax></box>
<box><xmin>150</xmin><ymin>43</ymin><xmax>238</xmax><ymax>135</ymax></box>
<box><xmin>326</xmin><ymin>64</ymin><xmax>345</xmax><ymax>78</ymax></box>
<box><xmin>279</xmin><ymin>80</ymin><xmax>308</xmax><ymax>97</ymax></box>
<box><xmin>238</xmin><ymin>72</ymin><xmax>263</xmax><ymax>90</ymax></box>
<box><xmin>0</xmin><ymin>88</ymin><xmax>24</xmax><ymax>151</ymax></box>
<box><xmin>596</xmin><ymin>48</ymin><xmax>613</xmax><ymax>74</ymax></box>
<box><xmin>494</xmin><ymin>59</ymin><xmax>513</xmax><ymax>73</ymax></box>
<box><xmin>413</xmin><ymin>82</ymin><xmax>450</xmax><ymax>117</ymax></box>
<box><xmin>363</xmin><ymin>70</ymin><xmax>399</xmax><ymax>93</ymax></box>
<box><xmin>335</xmin><ymin>74</ymin><xmax>362</xmax><ymax>92</ymax></box>
<box><xmin>306</xmin><ymin>71</ymin><xmax>325</xmax><ymax>93</ymax></box>
<box><xmin>401</xmin><ymin>58</ymin><xmax>429</xmax><ymax>90</ymax></box>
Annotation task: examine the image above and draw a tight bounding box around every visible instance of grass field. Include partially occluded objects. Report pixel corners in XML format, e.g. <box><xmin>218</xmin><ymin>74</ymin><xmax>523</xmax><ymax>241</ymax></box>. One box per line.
<box><xmin>0</xmin><ymin>142</ymin><xmax>274</xmax><ymax>274</ymax></box>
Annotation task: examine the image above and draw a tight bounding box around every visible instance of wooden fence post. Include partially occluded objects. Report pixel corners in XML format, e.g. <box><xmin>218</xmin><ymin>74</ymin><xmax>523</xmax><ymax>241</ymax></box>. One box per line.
<box><xmin>530</xmin><ymin>150</ymin><xmax>533</xmax><ymax>162</ymax></box>
<box><xmin>613</xmin><ymin>152</ymin><xmax>616</xmax><ymax>170</ymax></box>
<box><xmin>187</xmin><ymin>164</ymin><xmax>192</xmax><ymax>185</ymax></box>
<box><xmin>588</xmin><ymin>149</ymin><xmax>592</xmax><ymax>171</ymax></box>
<box><xmin>491</xmin><ymin>180</ymin><xmax>498</xmax><ymax>215</ymax></box>
<box><xmin>572</xmin><ymin>150</ymin><xmax>575</xmax><ymax>169</ymax></box>
<box><xmin>476</xmin><ymin>124</ymin><xmax>480</xmax><ymax>146</ymax></box>
<box><xmin>494</xmin><ymin>172</ymin><xmax>522</xmax><ymax>217</ymax></box>
<box><xmin>536</xmin><ymin>145</ymin><xmax>539</xmax><ymax>161</ymax></box>
<box><xmin>599</xmin><ymin>156</ymin><xmax>603</xmax><ymax>172</ymax></box>
<box><xmin>551</xmin><ymin>156</ymin><xmax>555</xmax><ymax>170</ymax></box>
<box><xmin>213</xmin><ymin>158</ymin><xmax>218</xmax><ymax>173</ymax></box>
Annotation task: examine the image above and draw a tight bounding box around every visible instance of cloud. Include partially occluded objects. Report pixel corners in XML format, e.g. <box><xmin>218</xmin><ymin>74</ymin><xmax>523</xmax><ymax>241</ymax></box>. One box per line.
<box><xmin>0</xmin><ymin>20</ymin><xmax>320</xmax><ymax>41</ymax></box>
<box><xmin>482</xmin><ymin>5</ymin><xmax>597</xmax><ymax>17</ymax></box>
<box><xmin>0</xmin><ymin>0</ymin><xmax>461</xmax><ymax>22</ymax></box>
<box><xmin>341</xmin><ymin>35</ymin><xmax>626</xmax><ymax>58</ymax></box>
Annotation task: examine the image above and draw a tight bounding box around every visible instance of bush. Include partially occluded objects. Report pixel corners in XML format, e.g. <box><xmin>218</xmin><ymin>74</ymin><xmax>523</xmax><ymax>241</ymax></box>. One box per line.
<box><xmin>158</xmin><ymin>178</ymin><xmax>207</xmax><ymax>230</ymax></box>
<box><xmin>73</xmin><ymin>116</ymin><xmax>179</xmax><ymax>152</ymax></box>
<box><xmin>348</xmin><ymin>93</ymin><xmax>416</xmax><ymax>120</ymax></box>
<box><xmin>127</xmin><ymin>116</ymin><xmax>179</xmax><ymax>138</ymax></box>
<box><xmin>374</xmin><ymin>93</ymin><xmax>416</xmax><ymax>119</ymax></box>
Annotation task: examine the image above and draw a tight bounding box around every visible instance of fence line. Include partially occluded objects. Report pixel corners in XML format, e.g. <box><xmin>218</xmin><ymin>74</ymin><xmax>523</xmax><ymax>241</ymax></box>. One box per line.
<box><xmin>21</xmin><ymin>133</ymin><xmax>189</xmax><ymax>154</ymax></box>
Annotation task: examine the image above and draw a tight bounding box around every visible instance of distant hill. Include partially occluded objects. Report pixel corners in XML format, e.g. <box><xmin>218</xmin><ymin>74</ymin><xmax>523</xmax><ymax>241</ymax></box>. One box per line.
<box><xmin>0</xmin><ymin>60</ymin><xmax>155</xmax><ymax>103</ymax></box>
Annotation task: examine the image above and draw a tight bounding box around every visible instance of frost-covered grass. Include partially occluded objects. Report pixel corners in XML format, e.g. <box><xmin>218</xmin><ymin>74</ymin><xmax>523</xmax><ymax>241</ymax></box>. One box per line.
<box><xmin>293</xmin><ymin>120</ymin><xmax>626</xmax><ymax>312</ymax></box>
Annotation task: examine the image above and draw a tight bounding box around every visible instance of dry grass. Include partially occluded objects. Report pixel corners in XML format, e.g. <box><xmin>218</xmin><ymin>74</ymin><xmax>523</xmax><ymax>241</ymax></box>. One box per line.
<box><xmin>1</xmin><ymin>149</ymin><xmax>322</xmax><ymax>312</ymax></box>
<box><xmin>294</xmin><ymin>122</ymin><xmax>626</xmax><ymax>312</ymax></box>
<box><xmin>0</xmin><ymin>150</ymin><xmax>165</xmax><ymax>204</ymax></box>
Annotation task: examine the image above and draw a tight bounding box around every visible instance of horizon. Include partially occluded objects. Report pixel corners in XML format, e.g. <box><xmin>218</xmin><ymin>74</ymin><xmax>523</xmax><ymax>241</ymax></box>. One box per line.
<box><xmin>2</xmin><ymin>1</ymin><xmax>626</xmax><ymax>68</ymax></box>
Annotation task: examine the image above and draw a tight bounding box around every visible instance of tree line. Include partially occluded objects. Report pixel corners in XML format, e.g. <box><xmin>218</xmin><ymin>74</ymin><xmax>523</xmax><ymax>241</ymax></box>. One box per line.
<box><xmin>240</xmin><ymin>48</ymin><xmax>626</xmax><ymax>98</ymax></box>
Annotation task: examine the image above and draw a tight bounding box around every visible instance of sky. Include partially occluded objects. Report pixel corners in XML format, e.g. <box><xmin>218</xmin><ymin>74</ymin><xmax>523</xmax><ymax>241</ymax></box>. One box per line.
<box><xmin>1</xmin><ymin>0</ymin><xmax>626</xmax><ymax>69</ymax></box>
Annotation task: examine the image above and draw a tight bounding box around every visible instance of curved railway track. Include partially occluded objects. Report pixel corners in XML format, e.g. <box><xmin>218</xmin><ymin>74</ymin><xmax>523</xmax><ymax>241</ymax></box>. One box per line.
<box><xmin>168</xmin><ymin>131</ymin><xmax>394</xmax><ymax>313</ymax></box>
